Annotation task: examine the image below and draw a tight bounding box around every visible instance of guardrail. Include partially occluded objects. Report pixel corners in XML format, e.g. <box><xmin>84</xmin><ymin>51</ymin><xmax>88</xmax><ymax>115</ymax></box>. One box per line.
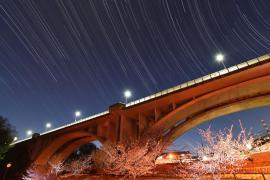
<box><xmin>12</xmin><ymin>110</ymin><xmax>109</xmax><ymax>145</ymax></box>
<box><xmin>126</xmin><ymin>54</ymin><xmax>270</xmax><ymax>107</ymax></box>
<box><xmin>13</xmin><ymin>54</ymin><xmax>270</xmax><ymax>145</ymax></box>
<box><xmin>40</xmin><ymin>110</ymin><xmax>109</xmax><ymax>136</ymax></box>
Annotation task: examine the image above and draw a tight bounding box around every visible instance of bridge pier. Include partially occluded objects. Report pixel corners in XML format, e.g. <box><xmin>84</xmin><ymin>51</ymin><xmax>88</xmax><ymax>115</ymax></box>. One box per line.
<box><xmin>32</xmin><ymin>164</ymin><xmax>51</xmax><ymax>176</ymax></box>
<box><xmin>120</xmin><ymin>115</ymin><xmax>138</xmax><ymax>143</ymax></box>
<box><xmin>106</xmin><ymin>120</ymin><xmax>119</xmax><ymax>143</ymax></box>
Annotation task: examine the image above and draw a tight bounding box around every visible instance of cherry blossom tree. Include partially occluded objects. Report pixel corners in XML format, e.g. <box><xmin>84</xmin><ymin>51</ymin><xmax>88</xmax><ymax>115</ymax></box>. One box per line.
<box><xmin>183</xmin><ymin>122</ymin><xmax>254</xmax><ymax>177</ymax></box>
<box><xmin>93</xmin><ymin>139</ymin><xmax>164</xmax><ymax>178</ymax></box>
<box><xmin>23</xmin><ymin>138</ymin><xmax>164</xmax><ymax>178</ymax></box>
<box><xmin>22</xmin><ymin>162</ymin><xmax>63</xmax><ymax>180</ymax></box>
<box><xmin>62</xmin><ymin>156</ymin><xmax>93</xmax><ymax>175</ymax></box>
<box><xmin>23</xmin><ymin>122</ymin><xmax>257</xmax><ymax>179</ymax></box>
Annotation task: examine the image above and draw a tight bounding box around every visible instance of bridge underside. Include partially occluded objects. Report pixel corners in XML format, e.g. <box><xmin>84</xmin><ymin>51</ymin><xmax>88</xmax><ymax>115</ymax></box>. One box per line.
<box><xmin>34</xmin><ymin>131</ymin><xmax>97</xmax><ymax>166</ymax></box>
<box><xmin>149</xmin><ymin>75</ymin><xmax>270</xmax><ymax>143</ymax></box>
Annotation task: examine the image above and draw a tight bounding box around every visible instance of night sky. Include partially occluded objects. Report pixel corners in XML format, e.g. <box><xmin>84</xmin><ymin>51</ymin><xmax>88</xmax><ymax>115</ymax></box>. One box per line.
<box><xmin>0</xmin><ymin>0</ymin><xmax>270</xmax><ymax>147</ymax></box>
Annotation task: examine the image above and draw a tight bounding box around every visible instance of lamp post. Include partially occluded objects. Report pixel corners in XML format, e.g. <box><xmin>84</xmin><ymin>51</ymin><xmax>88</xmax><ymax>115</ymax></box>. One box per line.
<box><xmin>215</xmin><ymin>53</ymin><xmax>227</xmax><ymax>69</ymax></box>
<box><xmin>124</xmin><ymin>90</ymin><xmax>132</xmax><ymax>104</ymax></box>
<box><xmin>75</xmin><ymin>111</ymin><xmax>81</xmax><ymax>122</ymax></box>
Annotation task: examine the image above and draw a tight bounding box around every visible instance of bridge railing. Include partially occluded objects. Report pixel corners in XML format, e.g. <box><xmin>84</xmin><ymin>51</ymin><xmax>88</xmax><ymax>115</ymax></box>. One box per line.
<box><xmin>40</xmin><ymin>110</ymin><xmax>110</xmax><ymax>136</ymax></box>
<box><xmin>126</xmin><ymin>54</ymin><xmax>270</xmax><ymax>107</ymax></box>
<box><xmin>12</xmin><ymin>110</ymin><xmax>109</xmax><ymax>145</ymax></box>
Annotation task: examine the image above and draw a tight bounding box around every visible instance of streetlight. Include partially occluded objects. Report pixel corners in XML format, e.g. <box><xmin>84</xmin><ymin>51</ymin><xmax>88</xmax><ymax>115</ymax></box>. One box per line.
<box><xmin>215</xmin><ymin>53</ymin><xmax>227</xmax><ymax>69</ymax></box>
<box><xmin>46</xmin><ymin>122</ymin><xmax>52</xmax><ymax>129</ymax></box>
<box><xmin>124</xmin><ymin>90</ymin><xmax>132</xmax><ymax>104</ymax></box>
<box><xmin>26</xmin><ymin>130</ymin><xmax>33</xmax><ymax>137</ymax></box>
<box><xmin>13</xmin><ymin>137</ymin><xmax>18</xmax><ymax>141</ymax></box>
<box><xmin>75</xmin><ymin>111</ymin><xmax>81</xmax><ymax>122</ymax></box>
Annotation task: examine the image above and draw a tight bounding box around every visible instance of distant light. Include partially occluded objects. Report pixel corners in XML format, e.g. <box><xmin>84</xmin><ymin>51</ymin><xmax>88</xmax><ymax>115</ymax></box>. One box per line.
<box><xmin>168</xmin><ymin>153</ymin><xmax>174</xmax><ymax>160</ymax></box>
<box><xmin>157</xmin><ymin>156</ymin><xmax>163</xmax><ymax>160</ymax></box>
<box><xmin>75</xmin><ymin>111</ymin><xmax>81</xmax><ymax>117</ymax></box>
<box><xmin>124</xmin><ymin>90</ymin><xmax>132</xmax><ymax>98</ymax></box>
<box><xmin>124</xmin><ymin>90</ymin><xmax>132</xmax><ymax>104</ymax></box>
<box><xmin>26</xmin><ymin>130</ymin><xmax>33</xmax><ymax>136</ymax></box>
<box><xmin>246</xmin><ymin>143</ymin><xmax>252</xmax><ymax>150</ymax></box>
<box><xmin>46</xmin><ymin>122</ymin><xmax>52</xmax><ymax>129</ymax></box>
<box><xmin>215</xmin><ymin>53</ymin><xmax>224</xmax><ymax>62</ymax></box>
<box><xmin>6</xmin><ymin>163</ymin><xmax>12</xmax><ymax>168</ymax></box>
<box><xmin>74</xmin><ymin>111</ymin><xmax>82</xmax><ymax>122</ymax></box>
<box><xmin>13</xmin><ymin>137</ymin><xmax>18</xmax><ymax>141</ymax></box>
<box><xmin>202</xmin><ymin>155</ymin><xmax>208</xmax><ymax>161</ymax></box>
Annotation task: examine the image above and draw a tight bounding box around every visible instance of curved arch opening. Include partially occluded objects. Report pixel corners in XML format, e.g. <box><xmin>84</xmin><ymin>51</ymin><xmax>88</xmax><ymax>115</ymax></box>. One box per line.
<box><xmin>167</xmin><ymin>105</ymin><xmax>270</xmax><ymax>153</ymax></box>
<box><xmin>164</xmin><ymin>94</ymin><xmax>270</xmax><ymax>144</ymax></box>
<box><xmin>34</xmin><ymin>131</ymin><xmax>100</xmax><ymax>166</ymax></box>
<box><xmin>49</xmin><ymin>137</ymin><xmax>100</xmax><ymax>166</ymax></box>
<box><xmin>49</xmin><ymin>139</ymin><xmax>103</xmax><ymax>176</ymax></box>
<box><xmin>62</xmin><ymin>140</ymin><xmax>102</xmax><ymax>164</ymax></box>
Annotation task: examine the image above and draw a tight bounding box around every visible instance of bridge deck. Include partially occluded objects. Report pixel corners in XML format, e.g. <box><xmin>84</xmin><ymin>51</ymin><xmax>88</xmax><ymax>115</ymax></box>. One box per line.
<box><xmin>13</xmin><ymin>54</ymin><xmax>270</xmax><ymax>144</ymax></box>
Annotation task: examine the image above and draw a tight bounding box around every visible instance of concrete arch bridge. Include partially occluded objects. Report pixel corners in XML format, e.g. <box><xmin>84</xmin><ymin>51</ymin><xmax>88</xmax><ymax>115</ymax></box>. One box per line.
<box><xmin>13</xmin><ymin>54</ymin><xmax>270</xmax><ymax>171</ymax></box>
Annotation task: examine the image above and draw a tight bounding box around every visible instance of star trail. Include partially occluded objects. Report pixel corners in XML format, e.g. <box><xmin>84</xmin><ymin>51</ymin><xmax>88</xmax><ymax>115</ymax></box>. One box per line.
<box><xmin>0</xmin><ymin>0</ymin><xmax>270</xmax><ymax>144</ymax></box>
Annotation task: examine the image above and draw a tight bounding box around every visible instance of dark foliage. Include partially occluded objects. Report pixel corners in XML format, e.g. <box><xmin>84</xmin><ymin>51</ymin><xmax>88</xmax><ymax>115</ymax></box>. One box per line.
<box><xmin>65</xmin><ymin>143</ymin><xmax>97</xmax><ymax>163</ymax></box>
<box><xmin>0</xmin><ymin>116</ymin><xmax>16</xmax><ymax>159</ymax></box>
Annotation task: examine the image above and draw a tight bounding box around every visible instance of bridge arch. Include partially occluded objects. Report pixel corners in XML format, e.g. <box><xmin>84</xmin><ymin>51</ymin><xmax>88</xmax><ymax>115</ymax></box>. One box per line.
<box><xmin>165</xmin><ymin>94</ymin><xmax>270</xmax><ymax>143</ymax></box>
<box><xmin>147</xmin><ymin>75</ymin><xmax>270</xmax><ymax>143</ymax></box>
<box><xmin>34</xmin><ymin>131</ymin><xmax>100</xmax><ymax>166</ymax></box>
<box><xmin>49</xmin><ymin>136</ymin><xmax>98</xmax><ymax>165</ymax></box>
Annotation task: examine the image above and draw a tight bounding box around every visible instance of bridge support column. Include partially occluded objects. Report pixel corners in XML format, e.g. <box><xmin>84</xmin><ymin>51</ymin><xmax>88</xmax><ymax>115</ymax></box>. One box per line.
<box><xmin>107</xmin><ymin>120</ymin><xmax>119</xmax><ymax>143</ymax></box>
<box><xmin>33</xmin><ymin>164</ymin><xmax>51</xmax><ymax>176</ymax></box>
<box><xmin>139</xmin><ymin>113</ymin><xmax>148</xmax><ymax>138</ymax></box>
<box><xmin>97</xmin><ymin>124</ymin><xmax>108</xmax><ymax>141</ymax></box>
<box><xmin>120</xmin><ymin>115</ymin><xmax>138</xmax><ymax>143</ymax></box>
<box><xmin>155</xmin><ymin>108</ymin><xmax>161</xmax><ymax>121</ymax></box>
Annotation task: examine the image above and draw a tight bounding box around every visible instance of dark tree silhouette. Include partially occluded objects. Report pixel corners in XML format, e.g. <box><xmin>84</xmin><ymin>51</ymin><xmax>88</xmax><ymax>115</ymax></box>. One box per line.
<box><xmin>65</xmin><ymin>143</ymin><xmax>97</xmax><ymax>162</ymax></box>
<box><xmin>0</xmin><ymin>116</ymin><xmax>16</xmax><ymax>159</ymax></box>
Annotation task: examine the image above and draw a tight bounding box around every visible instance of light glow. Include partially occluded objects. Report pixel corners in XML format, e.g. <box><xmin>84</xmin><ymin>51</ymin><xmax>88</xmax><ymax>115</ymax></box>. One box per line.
<box><xmin>202</xmin><ymin>155</ymin><xmax>208</xmax><ymax>161</ymax></box>
<box><xmin>246</xmin><ymin>143</ymin><xmax>252</xmax><ymax>150</ymax></box>
<box><xmin>168</xmin><ymin>153</ymin><xmax>174</xmax><ymax>160</ymax></box>
<box><xmin>157</xmin><ymin>156</ymin><xmax>163</xmax><ymax>160</ymax></box>
<box><xmin>26</xmin><ymin>130</ymin><xmax>33</xmax><ymax>136</ymax></box>
<box><xmin>75</xmin><ymin>111</ymin><xmax>81</xmax><ymax>117</ymax></box>
<box><xmin>215</xmin><ymin>53</ymin><xmax>224</xmax><ymax>62</ymax></box>
<box><xmin>46</xmin><ymin>122</ymin><xmax>52</xmax><ymax>129</ymax></box>
<box><xmin>124</xmin><ymin>90</ymin><xmax>132</xmax><ymax>98</ymax></box>
<box><xmin>6</xmin><ymin>163</ymin><xmax>12</xmax><ymax>168</ymax></box>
